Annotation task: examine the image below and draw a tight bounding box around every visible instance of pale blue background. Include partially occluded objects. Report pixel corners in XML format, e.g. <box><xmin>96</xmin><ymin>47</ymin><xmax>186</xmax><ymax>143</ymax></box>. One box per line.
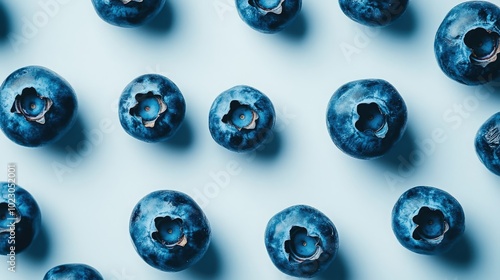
<box><xmin>0</xmin><ymin>0</ymin><xmax>499</xmax><ymax>279</ymax></box>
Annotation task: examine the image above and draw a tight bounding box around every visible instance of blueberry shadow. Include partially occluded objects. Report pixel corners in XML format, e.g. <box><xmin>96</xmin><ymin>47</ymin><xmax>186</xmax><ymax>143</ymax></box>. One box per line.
<box><xmin>0</xmin><ymin>1</ymin><xmax>11</xmax><ymax>42</ymax></box>
<box><xmin>280</xmin><ymin>11</ymin><xmax>308</xmax><ymax>41</ymax></box>
<box><xmin>484</xmin><ymin>79</ymin><xmax>500</xmax><ymax>102</ymax></box>
<box><xmin>142</xmin><ymin>0</ymin><xmax>175</xmax><ymax>34</ymax></box>
<box><xmin>375</xmin><ymin>124</ymin><xmax>417</xmax><ymax>169</ymax></box>
<box><xmin>384</xmin><ymin>4</ymin><xmax>418</xmax><ymax>37</ymax></box>
<box><xmin>161</xmin><ymin>116</ymin><xmax>194</xmax><ymax>150</ymax></box>
<box><xmin>47</xmin><ymin>115</ymin><xmax>88</xmax><ymax>155</ymax></box>
<box><xmin>24</xmin><ymin>223</ymin><xmax>51</xmax><ymax>262</ymax></box>
<box><xmin>437</xmin><ymin>232</ymin><xmax>477</xmax><ymax>269</ymax></box>
<box><xmin>254</xmin><ymin>129</ymin><xmax>283</xmax><ymax>161</ymax></box>
<box><xmin>188</xmin><ymin>241</ymin><xmax>223</xmax><ymax>278</ymax></box>
<box><xmin>317</xmin><ymin>251</ymin><xmax>350</xmax><ymax>280</ymax></box>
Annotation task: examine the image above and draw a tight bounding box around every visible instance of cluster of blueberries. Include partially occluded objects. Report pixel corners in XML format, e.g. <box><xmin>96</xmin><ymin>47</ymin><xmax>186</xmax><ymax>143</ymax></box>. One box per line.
<box><xmin>0</xmin><ymin>0</ymin><xmax>499</xmax><ymax>279</ymax></box>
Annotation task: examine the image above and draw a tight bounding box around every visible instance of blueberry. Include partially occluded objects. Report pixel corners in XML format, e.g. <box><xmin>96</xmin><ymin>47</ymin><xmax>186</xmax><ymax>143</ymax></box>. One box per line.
<box><xmin>326</xmin><ymin>79</ymin><xmax>407</xmax><ymax>159</ymax></box>
<box><xmin>0</xmin><ymin>182</ymin><xmax>41</xmax><ymax>255</ymax></box>
<box><xmin>0</xmin><ymin>66</ymin><xmax>78</xmax><ymax>147</ymax></box>
<box><xmin>265</xmin><ymin>205</ymin><xmax>339</xmax><ymax>278</ymax></box>
<box><xmin>129</xmin><ymin>190</ymin><xmax>211</xmax><ymax>272</ymax></box>
<box><xmin>339</xmin><ymin>0</ymin><xmax>409</xmax><ymax>26</ymax></box>
<box><xmin>434</xmin><ymin>1</ymin><xmax>500</xmax><ymax>85</ymax></box>
<box><xmin>474</xmin><ymin>112</ymin><xmax>500</xmax><ymax>175</ymax></box>
<box><xmin>91</xmin><ymin>0</ymin><xmax>166</xmax><ymax>27</ymax></box>
<box><xmin>43</xmin><ymin>264</ymin><xmax>103</xmax><ymax>280</ymax></box>
<box><xmin>392</xmin><ymin>186</ymin><xmax>465</xmax><ymax>255</ymax></box>
<box><xmin>236</xmin><ymin>0</ymin><xmax>302</xmax><ymax>33</ymax></box>
<box><xmin>209</xmin><ymin>85</ymin><xmax>275</xmax><ymax>152</ymax></box>
<box><xmin>119</xmin><ymin>74</ymin><xmax>185</xmax><ymax>143</ymax></box>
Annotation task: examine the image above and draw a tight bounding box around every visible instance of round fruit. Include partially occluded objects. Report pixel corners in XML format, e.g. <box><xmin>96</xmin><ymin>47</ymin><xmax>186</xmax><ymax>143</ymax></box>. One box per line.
<box><xmin>129</xmin><ymin>190</ymin><xmax>211</xmax><ymax>272</ymax></box>
<box><xmin>392</xmin><ymin>186</ymin><xmax>465</xmax><ymax>255</ymax></box>
<box><xmin>326</xmin><ymin>79</ymin><xmax>407</xmax><ymax>159</ymax></box>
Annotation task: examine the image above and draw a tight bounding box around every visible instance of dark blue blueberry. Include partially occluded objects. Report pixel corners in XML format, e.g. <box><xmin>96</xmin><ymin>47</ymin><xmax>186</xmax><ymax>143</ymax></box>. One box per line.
<box><xmin>326</xmin><ymin>79</ymin><xmax>407</xmax><ymax>159</ymax></box>
<box><xmin>236</xmin><ymin>0</ymin><xmax>302</xmax><ymax>33</ymax></box>
<box><xmin>0</xmin><ymin>182</ymin><xmax>41</xmax><ymax>255</ymax></box>
<box><xmin>339</xmin><ymin>0</ymin><xmax>409</xmax><ymax>26</ymax></box>
<box><xmin>0</xmin><ymin>66</ymin><xmax>78</xmax><ymax>147</ymax></box>
<box><xmin>265</xmin><ymin>205</ymin><xmax>339</xmax><ymax>278</ymax></box>
<box><xmin>434</xmin><ymin>1</ymin><xmax>500</xmax><ymax>85</ymax></box>
<box><xmin>392</xmin><ymin>186</ymin><xmax>465</xmax><ymax>255</ymax></box>
<box><xmin>43</xmin><ymin>264</ymin><xmax>103</xmax><ymax>280</ymax></box>
<box><xmin>119</xmin><ymin>74</ymin><xmax>185</xmax><ymax>143</ymax></box>
<box><xmin>129</xmin><ymin>190</ymin><xmax>211</xmax><ymax>272</ymax></box>
<box><xmin>209</xmin><ymin>85</ymin><xmax>275</xmax><ymax>152</ymax></box>
<box><xmin>91</xmin><ymin>0</ymin><xmax>166</xmax><ymax>28</ymax></box>
<box><xmin>475</xmin><ymin>112</ymin><xmax>500</xmax><ymax>175</ymax></box>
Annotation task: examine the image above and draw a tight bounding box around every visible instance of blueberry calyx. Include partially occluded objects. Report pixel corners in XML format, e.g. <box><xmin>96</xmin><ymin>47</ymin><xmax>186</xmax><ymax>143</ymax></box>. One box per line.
<box><xmin>152</xmin><ymin>216</ymin><xmax>187</xmax><ymax>248</ymax></box>
<box><xmin>222</xmin><ymin>100</ymin><xmax>259</xmax><ymax>131</ymax></box>
<box><xmin>10</xmin><ymin>87</ymin><xmax>53</xmax><ymax>125</ymax></box>
<box><xmin>122</xmin><ymin>0</ymin><xmax>143</xmax><ymax>4</ymax></box>
<box><xmin>464</xmin><ymin>28</ymin><xmax>500</xmax><ymax>68</ymax></box>
<box><xmin>0</xmin><ymin>203</ymin><xmax>21</xmax><ymax>234</ymax></box>
<box><xmin>129</xmin><ymin>92</ymin><xmax>167</xmax><ymax>128</ymax></box>
<box><xmin>284</xmin><ymin>226</ymin><xmax>323</xmax><ymax>263</ymax></box>
<box><xmin>355</xmin><ymin>102</ymin><xmax>388</xmax><ymax>138</ymax></box>
<box><xmin>484</xmin><ymin>126</ymin><xmax>500</xmax><ymax>149</ymax></box>
<box><xmin>412</xmin><ymin>207</ymin><xmax>449</xmax><ymax>245</ymax></box>
<box><xmin>248</xmin><ymin>0</ymin><xmax>285</xmax><ymax>14</ymax></box>
<box><xmin>483</xmin><ymin>125</ymin><xmax>500</xmax><ymax>160</ymax></box>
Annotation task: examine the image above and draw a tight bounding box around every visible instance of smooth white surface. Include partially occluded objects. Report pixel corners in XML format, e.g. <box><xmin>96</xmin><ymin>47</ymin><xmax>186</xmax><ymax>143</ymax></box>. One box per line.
<box><xmin>0</xmin><ymin>0</ymin><xmax>499</xmax><ymax>279</ymax></box>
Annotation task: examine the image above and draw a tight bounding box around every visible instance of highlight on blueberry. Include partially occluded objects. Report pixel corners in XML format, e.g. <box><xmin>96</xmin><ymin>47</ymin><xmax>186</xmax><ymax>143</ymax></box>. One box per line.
<box><xmin>129</xmin><ymin>190</ymin><xmax>211</xmax><ymax>272</ymax></box>
<box><xmin>326</xmin><ymin>79</ymin><xmax>407</xmax><ymax>159</ymax></box>
<box><xmin>236</xmin><ymin>0</ymin><xmax>302</xmax><ymax>33</ymax></box>
<box><xmin>209</xmin><ymin>85</ymin><xmax>275</xmax><ymax>152</ymax></box>
<box><xmin>0</xmin><ymin>182</ymin><xmax>41</xmax><ymax>255</ymax></box>
<box><xmin>91</xmin><ymin>0</ymin><xmax>166</xmax><ymax>27</ymax></box>
<box><xmin>0</xmin><ymin>66</ymin><xmax>78</xmax><ymax>147</ymax></box>
<box><xmin>339</xmin><ymin>0</ymin><xmax>409</xmax><ymax>27</ymax></box>
<box><xmin>265</xmin><ymin>205</ymin><xmax>339</xmax><ymax>278</ymax></box>
<box><xmin>119</xmin><ymin>74</ymin><xmax>186</xmax><ymax>143</ymax></box>
<box><xmin>43</xmin><ymin>264</ymin><xmax>103</xmax><ymax>280</ymax></box>
<box><xmin>434</xmin><ymin>1</ymin><xmax>500</xmax><ymax>85</ymax></box>
<box><xmin>474</xmin><ymin>112</ymin><xmax>500</xmax><ymax>175</ymax></box>
<box><xmin>392</xmin><ymin>186</ymin><xmax>465</xmax><ymax>255</ymax></box>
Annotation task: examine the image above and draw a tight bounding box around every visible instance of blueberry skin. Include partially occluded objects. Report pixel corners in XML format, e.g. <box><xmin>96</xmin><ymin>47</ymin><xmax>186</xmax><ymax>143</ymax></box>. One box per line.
<box><xmin>119</xmin><ymin>74</ymin><xmax>185</xmax><ymax>143</ymax></box>
<box><xmin>129</xmin><ymin>190</ymin><xmax>211</xmax><ymax>272</ymax></box>
<box><xmin>0</xmin><ymin>182</ymin><xmax>41</xmax><ymax>255</ymax></box>
<box><xmin>0</xmin><ymin>66</ymin><xmax>78</xmax><ymax>147</ymax></box>
<box><xmin>475</xmin><ymin>112</ymin><xmax>500</xmax><ymax>175</ymax></box>
<box><xmin>91</xmin><ymin>0</ymin><xmax>166</xmax><ymax>28</ymax></box>
<box><xmin>326</xmin><ymin>79</ymin><xmax>407</xmax><ymax>159</ymax></box>
<box><xmin>434</xmin><ymin>1</ymin><xmax>500</xmax><ymax>85</ymax></box>
<box><xmin>265</xmin><ymin>205</ymin><xmax>339</xmax><ymax>278</ymax></box>
<box><xmin>236</xmin><ymin>0</ymin><xmax>302</xmax><ymax>33</ymax></box>
<box><xmin>209</xmin><ymin>85</ymin><xmax>275</xmax><ymax>152</ymax></box>
<box><xmin>392</xmin><ymin>186</ymin><xmax>465</xmax><ymax>255</ymax></box>
<box><xmin>43</xmin><ymin>264</ymin><xmax>103</xmax><ymax>280</ymax></box>
<box><xmin>339</xmin><ymin>0</ymin><xmax>409</xmax><ymax>27</ymax></box>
